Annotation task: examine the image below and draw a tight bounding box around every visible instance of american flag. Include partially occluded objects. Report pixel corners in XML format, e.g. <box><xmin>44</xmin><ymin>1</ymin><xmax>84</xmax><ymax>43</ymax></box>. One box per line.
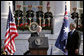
<box><xmin>4</xmin><ymin>6</ymin><xmax>18</xmax><ymax>55</ymax></box>
<box><xmin>55</xmin><ymin>2</ymin><xmax>69</xmax><ymax>55</ymax></box>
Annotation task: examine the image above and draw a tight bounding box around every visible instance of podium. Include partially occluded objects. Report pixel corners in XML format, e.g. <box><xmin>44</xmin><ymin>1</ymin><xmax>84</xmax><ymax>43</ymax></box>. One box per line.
<box><xmin>28</xmin><ymin>37</ymin><xmax>49</xmax><ymax>55</ymax></box>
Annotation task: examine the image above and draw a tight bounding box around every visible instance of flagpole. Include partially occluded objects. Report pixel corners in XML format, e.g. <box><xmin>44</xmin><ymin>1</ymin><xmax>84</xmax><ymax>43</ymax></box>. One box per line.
<box><xmin>55</xmin><ymin>1</ymin><xmax>69</xmax><ymax>55</ymax></box>
<box><xmin>65</xmin><ymin>1</ymin><xmax>66</xmax><ymax>15</ymax></box>
<box><xmin>9</xmin><ymin>2</ymin><xmax>13</xmax><ymax>55</ymax></box>
<box><xmin>9</xmin><ymin>2</ymin><xmax>11</xmax><ymax>55</ymax></box>
<box><xmin>65</xmin><ymin>1</ymin><xmax>66</xmax><ymax>4</ymax></box>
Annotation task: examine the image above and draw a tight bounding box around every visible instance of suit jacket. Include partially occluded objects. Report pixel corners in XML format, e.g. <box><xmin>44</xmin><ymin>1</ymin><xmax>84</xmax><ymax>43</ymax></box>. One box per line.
<box><xmin>71</xmin><ymin>12</ymin><xmax>79</xmax><ymax>19</ymax></box>
<box><xmin>31</xmin><ymin>32</ymin><xmax>45</xmax><ymax>37</ymax></box>
<box><xmin>66</xmin><ymin>30</ymin><xmax>81</xmax><ymax>51</ymax></box>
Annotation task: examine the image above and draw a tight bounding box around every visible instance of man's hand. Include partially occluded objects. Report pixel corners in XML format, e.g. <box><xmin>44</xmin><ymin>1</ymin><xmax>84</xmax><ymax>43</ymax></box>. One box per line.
<box><xmin>65</xmin><ymin>49</ymin><xmax>68</xmax><ymax>52</ymax></box>
<box><xmin>75</xmin><ymin>49</ymin><xmax>79</xmax><ymax>54</ymax></box>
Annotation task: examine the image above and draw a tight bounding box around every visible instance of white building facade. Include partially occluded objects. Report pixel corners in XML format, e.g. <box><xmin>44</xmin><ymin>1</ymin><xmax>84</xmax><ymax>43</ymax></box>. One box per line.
<box><xmin>1</xmin><ymin>1</ymin><xmax>83</xmax><ymax>55</ymax></box>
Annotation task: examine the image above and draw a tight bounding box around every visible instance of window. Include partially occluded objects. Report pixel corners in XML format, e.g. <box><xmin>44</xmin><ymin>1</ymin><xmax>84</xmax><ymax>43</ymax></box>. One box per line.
<box><xmin>14</xmin><ymin>1</ymin><xmax>53</xmax><ymax>34</ymax></box>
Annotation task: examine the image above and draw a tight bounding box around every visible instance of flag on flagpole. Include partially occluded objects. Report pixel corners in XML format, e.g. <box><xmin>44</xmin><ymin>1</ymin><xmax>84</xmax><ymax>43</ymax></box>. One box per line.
<box><xmin>55</xmin><ymin>2</ymin><xmax>69</xmax><ymax>55</ymax></box>
<box><xmin>4</xmin><ymin>6</ymin><xmax>18</xmax><ymax>55</ymax></box>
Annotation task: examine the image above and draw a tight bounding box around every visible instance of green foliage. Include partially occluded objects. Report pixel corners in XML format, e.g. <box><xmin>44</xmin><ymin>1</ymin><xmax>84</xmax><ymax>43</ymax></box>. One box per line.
<box><xmin>17</xmin><ymin>25</ymin><xmax>29</xmax><ymax>31</ymax></box>
<box><xmin>17</xmin><ymin>25</ymin><xmax>51</xmax><ymax>31</ymax></box>
<box><xmin>42</xmin><ymin>26</ymin><xmax>51</xmax><ymax>30</ymax></box>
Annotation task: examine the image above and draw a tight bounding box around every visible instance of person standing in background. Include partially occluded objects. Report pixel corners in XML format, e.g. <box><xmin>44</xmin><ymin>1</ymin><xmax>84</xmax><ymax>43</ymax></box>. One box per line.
<box><xmin>65</xmin><ymin>23</ymin><xmax>81</xmax><ymax>55</ymax></box>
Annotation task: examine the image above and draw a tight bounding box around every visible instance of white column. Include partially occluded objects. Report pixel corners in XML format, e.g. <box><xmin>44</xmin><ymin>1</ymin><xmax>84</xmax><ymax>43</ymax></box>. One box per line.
<box><xmin>43</xmin><ymin>1</ymin><xmax>47</xmax><ymax>13</ymax></box>
<box><xmin>43</xmin><ymin>1</ymin><xmax>69</xmax><ymax>17</ymax></box>
<box><xmin>44</xmin><ymin>1</ymin><xmax>70</xmax><ymax>55</ymax></box>
<box><xmin>70</xmin><ymin>1</ymin><xmax>78</xmax><ymax>13</ymax></box>
<box><xmin>1</xmin><ymin>1</ymin><xmax>13</xmax><ymax>39</ymax></box>
<box><xmin>66</xmin><ymin>1</ymin><xmax>70</xmax><ymax>15</ymax></box>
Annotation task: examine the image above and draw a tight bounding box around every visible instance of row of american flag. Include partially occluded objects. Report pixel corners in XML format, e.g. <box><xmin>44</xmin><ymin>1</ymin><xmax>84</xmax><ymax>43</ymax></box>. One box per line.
<box><xmin>4</xmin><ymin>2</ymin><xmax>69</xmax><ymax>55</ymax></box>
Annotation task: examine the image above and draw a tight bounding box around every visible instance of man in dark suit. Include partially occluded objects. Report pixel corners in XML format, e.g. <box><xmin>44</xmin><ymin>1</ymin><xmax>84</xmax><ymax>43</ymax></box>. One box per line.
<box><xmin>26</xmin><ymin>5</ymin><xmax>34</xmax><ymax>25</ymax></box>
<box><xmin>31</xmin><ymin>26</ymin><xmax>45</xmax><ymax>37</ymax></box>
<box><xmin>44</xmin><ymin>5</ymin><xmax>53</xmax><ymax>27</ymax></box>
<box><xmin>65</xmin><ymin>23</ymin><xmax>81</xmax><ymax>55</ymax></box>
<box><xmin>14</xmin><ymin>5</ymin><xmax>23</xmax><ymax>25</ymax></box>
<box><xmin>36</xmin><ymin>5</ymin><xmax>44</xmax><ymax>26</ymax></box>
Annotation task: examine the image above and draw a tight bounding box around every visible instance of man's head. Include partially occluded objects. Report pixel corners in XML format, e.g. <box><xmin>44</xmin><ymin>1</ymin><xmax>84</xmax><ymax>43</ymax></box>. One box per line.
<box><xmin>37</xmin><ymin>26</ymin><xmax>42</xmax><ymax>32</ymax></box>
<box><xmin>70</xmin><ymin>23</ymin><xmax>76</xmax><ymax>30</ymax></box>
<box><xmin>28</xmin><ymin>5</ymin><xmax>32</xmax><ymax>10</ymax></box>
<box><xmin>73</xmin><ymin>7</ymin><xmax>77</xmax><ymax>12</ymax></box>
<box><xmin>47</xmin><ymin>7</ymin><xmax>50</xmax><ymax>12</ymax></box>
<box><xmin>38</xmin><ymin>5</ymin><xmax>42</xmax><ymax>11</ymax></box>
<box><xmin>17</xmin><ymin>5</ymin><xmax>21</xmax><ymax>10</ymax></box>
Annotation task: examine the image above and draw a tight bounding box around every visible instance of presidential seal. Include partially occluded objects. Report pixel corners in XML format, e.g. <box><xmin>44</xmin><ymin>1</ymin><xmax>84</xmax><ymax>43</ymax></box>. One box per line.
<box><xmin>29</xmin><ymin>22</ymin><xmax>38</xmax><ymax>32</ymax></box>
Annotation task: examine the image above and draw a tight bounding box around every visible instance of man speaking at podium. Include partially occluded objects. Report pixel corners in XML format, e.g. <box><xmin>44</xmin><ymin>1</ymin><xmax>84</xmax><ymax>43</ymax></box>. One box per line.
<box><xmin>31</xmin><ymin>26</ymin><xmax>45</xmax><ymax>37</ymax></box>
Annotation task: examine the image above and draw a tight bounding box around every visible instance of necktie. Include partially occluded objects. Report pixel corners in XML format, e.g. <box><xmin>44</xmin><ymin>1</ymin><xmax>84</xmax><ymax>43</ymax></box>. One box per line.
<box><xmin>70</xmin><ymin>31</ymin><xmax>73</xmax><ymax>36</ymax></box>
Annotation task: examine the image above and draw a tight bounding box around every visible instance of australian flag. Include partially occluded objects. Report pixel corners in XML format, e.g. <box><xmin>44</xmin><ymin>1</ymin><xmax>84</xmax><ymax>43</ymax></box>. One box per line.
<box><xmin>55</xmin><ymin>2</ymin><xmax>70</xmax><ymax>55</ymax></box>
